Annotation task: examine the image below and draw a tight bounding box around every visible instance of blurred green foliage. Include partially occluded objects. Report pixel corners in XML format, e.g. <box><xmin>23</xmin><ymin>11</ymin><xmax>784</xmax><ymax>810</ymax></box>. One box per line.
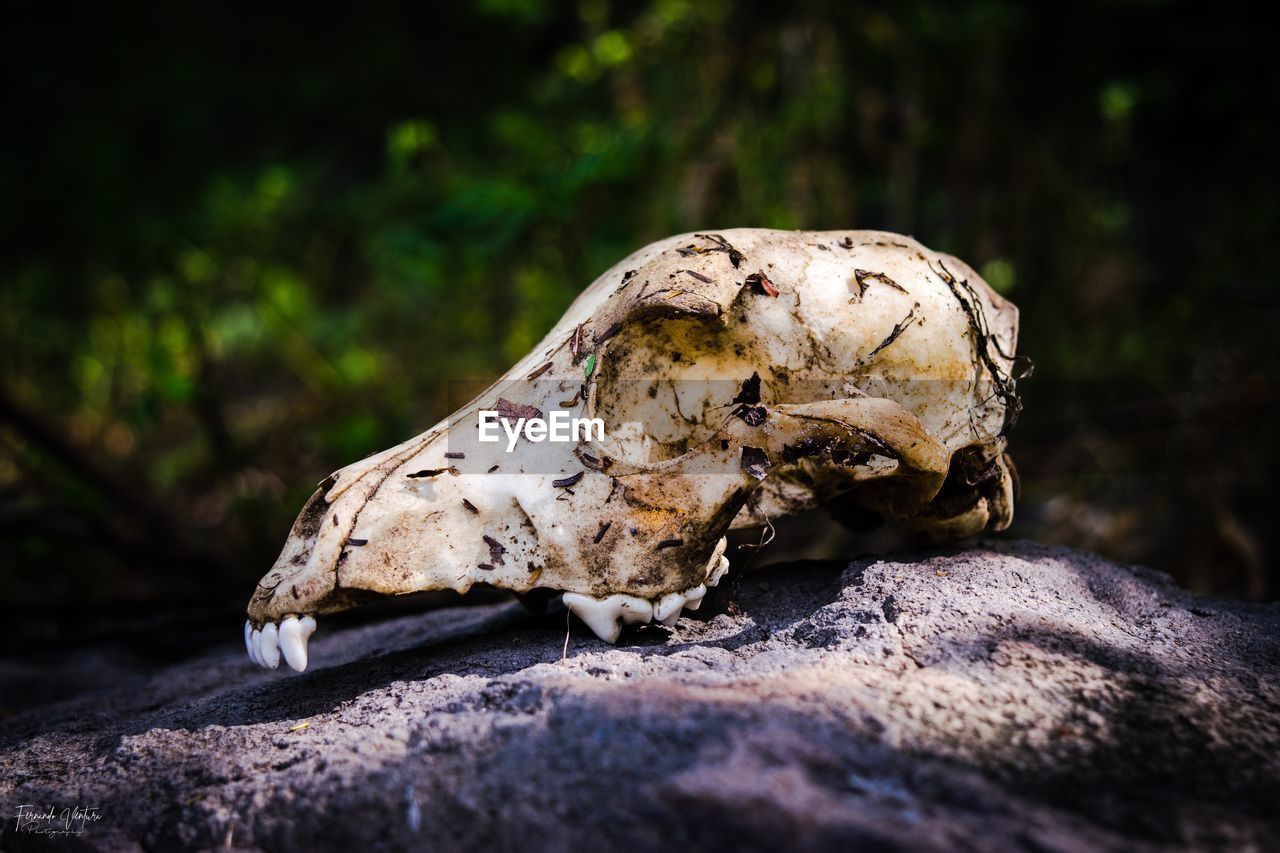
<box><xmin>1</xmin><ymin>0</ymin><xmax>1276</xmax><ymax>620</ymax></box>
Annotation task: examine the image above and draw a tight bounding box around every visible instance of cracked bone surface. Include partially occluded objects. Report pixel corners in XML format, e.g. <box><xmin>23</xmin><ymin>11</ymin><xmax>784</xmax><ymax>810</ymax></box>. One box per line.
<box><xmin>246</xmin><ymin>229</ymin><xmax>1022</xmax><ymax>668</ymax></box>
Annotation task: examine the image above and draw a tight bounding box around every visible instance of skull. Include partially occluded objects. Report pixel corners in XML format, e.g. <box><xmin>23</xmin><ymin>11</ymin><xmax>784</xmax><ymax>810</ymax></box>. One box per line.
<box><xmin>244</xmin><ymin>229</ymin><xmax>1022</xmax><ymax>670</ymax></box>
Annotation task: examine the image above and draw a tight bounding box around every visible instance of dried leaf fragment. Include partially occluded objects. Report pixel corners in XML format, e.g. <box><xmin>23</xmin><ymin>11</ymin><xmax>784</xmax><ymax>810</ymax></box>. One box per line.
<box><xmin>745</xmin><ymin>271</ymin><xmax>779</xmax><ymax>297</ymax></box>
<box><xmin>852</xmin><ymin>269</ymin><xmax>908</xmax><ymax>300</ymax></box>
<box><xmin>483</xmin><ymin>534</ymin><xmax>507</xmax><ymax>566</ymax></box>
<box><xmin>552</xmin><ymin>471</ymin><xmax>584</xmax><ymax>489</ymax></box>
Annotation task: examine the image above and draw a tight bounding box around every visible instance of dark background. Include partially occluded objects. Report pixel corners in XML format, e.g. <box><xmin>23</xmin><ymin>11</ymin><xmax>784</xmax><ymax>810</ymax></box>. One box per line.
<box><xmin>2</xmin><ymin>1</ymin><xmax>1277</xmax><ymax>660</ymax></box>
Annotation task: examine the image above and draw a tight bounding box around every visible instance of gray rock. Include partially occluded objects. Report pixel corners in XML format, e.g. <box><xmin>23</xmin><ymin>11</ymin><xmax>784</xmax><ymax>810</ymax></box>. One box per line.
<box><xmin>2</xmin><ymin>541</ymin><xmax>1277</xmax><ymax>851</ymax></box>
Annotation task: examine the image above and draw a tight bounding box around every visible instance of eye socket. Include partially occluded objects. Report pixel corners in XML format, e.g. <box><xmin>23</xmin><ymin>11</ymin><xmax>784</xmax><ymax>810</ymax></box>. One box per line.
<box><xmin>922</xmin><ymin>443</ymin><xmax>1003</xmax><ymax>513</ymax></box>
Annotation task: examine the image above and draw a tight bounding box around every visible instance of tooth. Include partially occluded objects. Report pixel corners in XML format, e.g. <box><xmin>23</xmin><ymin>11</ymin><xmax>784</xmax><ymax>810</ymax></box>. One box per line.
<box><xmin>700</xmin><ymin>537</ymin><xmax>729</xmax><ymax>588</ymax></box>
<box><xmin>563</xmin><ymin>593</ymin><xmax>621</xmax><ymax>643</ymax></box>
<box><xmin>297</xmin><ymin>615</ymin><xmax>318</xmax><ymax>669</ymax></box>
<box><xmin>244</xmin><ymin>620</ymin><xmax>254</xmax><ymax>662</ymax></box>
<box><xmin>706</xmin><ymin>555</ymin><xmax>730</xmax><ymax>588</ymax></box>
<box><xmin>654</xmin><ymin>592</ymin><xmax>686</xmax><ymax>626</ymax></box>
<box><xmin>279</xmin><ymin>616</ymin><xmax>309</xmax><ymax>672</ymax></box>
<box><xmin>250</xmin><ymin>628</ymin><xmax>264</xmax><ymax>666</ymax></box>
<box><xmin>618</xmin><ymin>595</ymin><xmax>653</xmax><ymax>626</ymax></box>
<box><xmin>563</xmin><ymin>593</ymin><xmax>624</xmax><ymax>644</ymax></box>
<box><xmin>259</xmin><ymin>622</ymin><xmax>281</xmax><ymax>669</ymax></box>
<box><xmin>563</xmin><ymin>593</ymin><xmax>654</xmax><ymax>643</ymax></box>
<box><xmin>682</xmin><ymin>584</ymin><xmax>708</xmax><ymax>612</ymax></box>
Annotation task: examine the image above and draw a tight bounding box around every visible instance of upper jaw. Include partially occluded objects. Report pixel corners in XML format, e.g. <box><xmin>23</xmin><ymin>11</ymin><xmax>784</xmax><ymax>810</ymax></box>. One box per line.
<box><xmin>243</xmin><ymin>534</ymin><xmax>732</xmax><ymax>674</ymax></box>
<box><xmin>242</xmin><ymin>508</ymin><xmax>339</xmax><ymax>672</ymax></box>
<box><xmin>245</xmin><ymin>484</ymin><xmax>343</xmax><ymax>625</ymax></box>
<box><xmin>241</xmin><ymin>429</ymin><xmax>730</xmax><ymax>673</ymax></box>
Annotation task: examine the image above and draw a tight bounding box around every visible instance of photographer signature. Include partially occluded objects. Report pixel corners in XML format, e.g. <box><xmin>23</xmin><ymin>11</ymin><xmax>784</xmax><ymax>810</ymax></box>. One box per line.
<box><xmin>13</xmin><ymin>804</ymin><xmax>102</xmax><ymax>837</ymax></box>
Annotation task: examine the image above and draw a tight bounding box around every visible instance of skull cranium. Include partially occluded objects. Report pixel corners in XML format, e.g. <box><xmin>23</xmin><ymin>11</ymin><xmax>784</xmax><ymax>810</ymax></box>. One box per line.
<box><xmin>245</xmin><ymin>229</ymin><xmax>1022</xmax><ymax>671</ymax></box>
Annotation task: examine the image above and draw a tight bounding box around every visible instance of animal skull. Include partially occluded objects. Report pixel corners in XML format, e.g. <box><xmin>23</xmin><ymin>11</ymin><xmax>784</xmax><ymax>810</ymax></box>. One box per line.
<box><xmin>245</xmin><ymin>229</ymin><xmax>1022</xmax><ymax>671</ymax></box>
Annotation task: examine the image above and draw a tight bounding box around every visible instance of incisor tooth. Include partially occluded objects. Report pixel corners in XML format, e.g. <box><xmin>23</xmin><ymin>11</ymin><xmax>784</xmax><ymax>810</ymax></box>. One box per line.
<box><xmin>250</xmin><ymin>628</ymin><xmax>264</xmax><ymax>666</ymax></box>
<box><xmin>260</xmin><ymin>622</ymin><xmax>281</xmax><ymax>669</ymax></box>
<box><xmin>654</xmin><ymin>592</ymin><xmax>686</xmax><ymax>626</ymax></box>
<box><xmin>244</xmin><ymin>620</ymin><xmax>254</xmax><ymax>662</ymax></box>
<box><xmin>279</xmin><ymin>615</ymin><xmax>308</xmax><ymax>672</ymax></box>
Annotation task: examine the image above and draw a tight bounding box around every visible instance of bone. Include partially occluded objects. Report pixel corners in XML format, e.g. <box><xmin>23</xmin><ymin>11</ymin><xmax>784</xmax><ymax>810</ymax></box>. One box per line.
<box><xmin>259</xmin><ymin>622</ymin><xmax>281</xmax><ymax>669</ymax></box>
<box><xmin>246</xmin><ymin>230</ymin><xmax>1022</xmax><ymax>650</ymax></box>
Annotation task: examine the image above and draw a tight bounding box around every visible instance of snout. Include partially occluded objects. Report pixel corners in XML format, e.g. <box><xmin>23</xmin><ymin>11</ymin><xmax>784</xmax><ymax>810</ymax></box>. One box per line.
<box><xmin>247</xmin><ymin>484</ymin><xmax>345</xmax><ymax>624</ymax></box>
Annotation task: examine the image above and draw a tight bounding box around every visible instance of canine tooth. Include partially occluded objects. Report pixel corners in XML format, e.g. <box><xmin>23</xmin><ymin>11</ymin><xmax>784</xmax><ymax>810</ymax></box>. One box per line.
<box><xmin>563</xmin><ymin>592</ymin><xmax>624</xmax><ymax>644</ymax></box>
<box><xmin>278</xmin><ymin>615</ymin><xmax>309</xmax><ymax>672</ymax></box>
<box><xmin>244</xmin><ymin>620</ymin><xmax>254</xmax><ymax>662</ymax></box>
<box><xmin>250</xmin><ymin>628</ymin><xmax>264</xmax><ymax>666</ymax></box>
<box><xmin>298</xmin><ymin>615</ymin><xmax>318</xmax><ymax>668</ymax></box>
<box><xmin>682</xmin><ymin>584</ymin><xmax>708</xmax><ymax>612</ymax></box>
<box><xmin>654</xmin><ymin>592</ymin><xmax>686</xmax><ymax>626</ymax></box>
<box><xmin>259</xmin><ymin>622</ymin><xmax>281</xmax><ymax>669</ymax></box>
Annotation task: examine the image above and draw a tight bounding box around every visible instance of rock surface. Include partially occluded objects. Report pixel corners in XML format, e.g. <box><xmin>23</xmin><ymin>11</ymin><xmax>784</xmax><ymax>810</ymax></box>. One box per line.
<box><xmin>2</xmin><ymin>540</ymin><xmax>1278</xmax><ymax>851</ymax></box>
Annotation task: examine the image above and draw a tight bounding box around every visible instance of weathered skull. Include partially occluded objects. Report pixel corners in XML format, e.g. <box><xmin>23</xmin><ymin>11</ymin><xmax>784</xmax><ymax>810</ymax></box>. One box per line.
<box><xmin>245</xmin><ymin>229</ymin><xmax>1022</xmax><ymax>671</ymax></box>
